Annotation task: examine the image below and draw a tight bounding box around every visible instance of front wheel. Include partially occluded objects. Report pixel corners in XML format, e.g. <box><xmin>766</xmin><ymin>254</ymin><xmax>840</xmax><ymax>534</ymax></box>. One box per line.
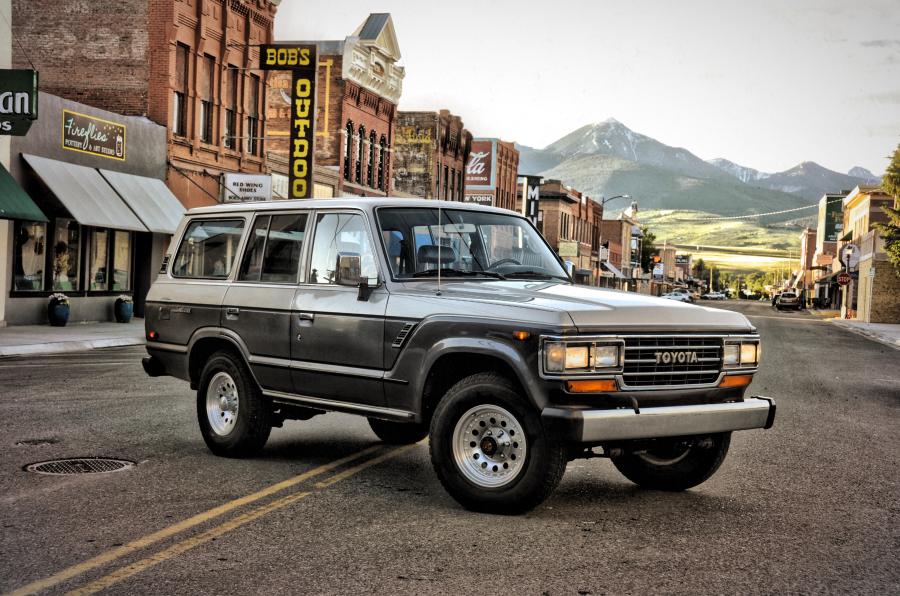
<box><xmin>197</xmin><ymin>350</ymin><xmax>272</xmax><ymax>457</ymax></box>
<box><xmin>429</xmin><ymin>372</ymin><xmax>567</xmax><ymax>514</ymax></box>
<box><xmin>611</xmin><ymin>433</ymin><xmax>730</xmax><ymax>491</ymax></box>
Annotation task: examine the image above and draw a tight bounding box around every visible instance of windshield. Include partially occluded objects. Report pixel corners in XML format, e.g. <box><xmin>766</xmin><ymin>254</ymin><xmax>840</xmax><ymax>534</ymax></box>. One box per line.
<box><xmin>377</xmin><ymin>207</ymin><xmax>570</xmax><ymax>281</ymax></box>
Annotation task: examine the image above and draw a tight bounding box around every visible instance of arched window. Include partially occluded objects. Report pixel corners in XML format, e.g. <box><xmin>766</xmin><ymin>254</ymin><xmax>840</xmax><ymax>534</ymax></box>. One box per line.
<box><xmin>367</xmin><ymin>130</ymin><xmax>377</xmax><ymax>188</ymax></box>
<box><xmin>356</xmin><ymin>125</ymin><xmax>365</xmax><ymax>183</ymax></box>
<box><xmin>378</xmin><ymin>135</ymin><xmax>387</xmax><ymax>191</ymax></box>
<box><xmin>343</xmin><ymin>121</ymin><xmax>353</xmax><ymax>181</ymax></box>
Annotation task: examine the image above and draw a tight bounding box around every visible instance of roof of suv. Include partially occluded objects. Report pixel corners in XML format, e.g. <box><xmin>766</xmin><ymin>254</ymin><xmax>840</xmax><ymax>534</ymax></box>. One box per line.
<box><xmin>185</xmin><ymin>197</ymin><xmax>520</xmax><ymax>217</ymax></box>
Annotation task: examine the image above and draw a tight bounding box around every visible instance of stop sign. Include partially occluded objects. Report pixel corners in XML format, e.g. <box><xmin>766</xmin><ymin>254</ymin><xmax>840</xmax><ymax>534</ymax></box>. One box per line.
<box><xmin>837</xmin><ymin>272</ymin><xmax>851</xmax><ymax>286</ymax></box>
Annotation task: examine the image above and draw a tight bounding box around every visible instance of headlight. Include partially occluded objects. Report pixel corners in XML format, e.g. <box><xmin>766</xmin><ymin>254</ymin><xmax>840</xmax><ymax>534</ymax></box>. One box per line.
<box><xmin>543</xmin><ymin>340</ymin><xmax>622</xmax><ymax>375</ymax></box>
<box><xmin>724</xmin><ymin>340</ymin><xmax>760</xmax><ymax>368</ymax></box>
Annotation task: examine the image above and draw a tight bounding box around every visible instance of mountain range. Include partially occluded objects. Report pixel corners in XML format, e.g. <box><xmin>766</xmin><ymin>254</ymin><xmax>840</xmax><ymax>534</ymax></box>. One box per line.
<box><xmin>517</xmin><ymin>118</ymin><xmax>881</xmax><ymax>219</ymax></box>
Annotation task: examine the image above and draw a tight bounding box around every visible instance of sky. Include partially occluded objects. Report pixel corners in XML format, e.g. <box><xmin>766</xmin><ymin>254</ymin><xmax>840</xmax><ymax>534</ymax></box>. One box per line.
<box><xmin>275</xmin><ymin>0</ymin><xmax>900</xmax><ymax>176</ymax></box>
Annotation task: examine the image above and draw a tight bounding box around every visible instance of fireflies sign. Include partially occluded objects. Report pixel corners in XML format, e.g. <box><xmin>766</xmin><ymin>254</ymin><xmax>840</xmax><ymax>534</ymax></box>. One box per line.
<box><xmin>260</xmin><ymin>44</ymin><xmax>317</xmax><ymax>199</ymax></box>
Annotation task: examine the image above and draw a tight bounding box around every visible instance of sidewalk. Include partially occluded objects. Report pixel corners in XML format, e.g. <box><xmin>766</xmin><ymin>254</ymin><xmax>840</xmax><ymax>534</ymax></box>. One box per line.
<box><xmin>0</xmin><ymin>320</ymin><xmax>145</xmax><ymax>357</ymax></box>
<box><xmin>829</xmin><ymin>319</ymin><xmax>900</xmax><ymax>350</ymax></box>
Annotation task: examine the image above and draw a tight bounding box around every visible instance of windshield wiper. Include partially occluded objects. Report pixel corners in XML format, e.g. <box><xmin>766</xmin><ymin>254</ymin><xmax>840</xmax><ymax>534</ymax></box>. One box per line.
<box><xmin>411</xmin><ymin>268</ymin><xmax>507</xmax><ymax>280</ymax></box>
<box><xmin>502</xmin><ymin>270</ymin><xmax>570</xmax><ymax>282</ymax></box>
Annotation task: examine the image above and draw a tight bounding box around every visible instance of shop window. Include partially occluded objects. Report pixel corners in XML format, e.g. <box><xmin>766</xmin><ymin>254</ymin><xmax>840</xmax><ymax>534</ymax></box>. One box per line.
<box><xmin>52</xmin><ymin>218</ymin><xmax>80</xmax><ymax>291</ymax></box>
<box><xmin>307</xmin><ymin>213</ymin><xmax>377</xmax><ymax>284</ymax></box>
<box><xmin>12</xmin><ymin>221</ymin><xmax>46</xmax><ymax>291</ymax></box>
<box><xmin>112</xmin><ymin>231</ymin><xmax>132</xmax><ymax>291</ymax></box>
<box><xmin>89</xmin><ymin>229</ymin><xmax>109</xmax><ymax>291</ymax></box>
<box><xmin>443</xmin><ymin>165</ymin><xmax>449</xmax><ymax>200</ymax></box>
<box><xmin>247</xmin><ymin>74</ymin><xmax>260</xmax><ymax>155</ymax></box>
<box><xmin>173</xmin><ymin>43</ymin><xmax>189</xmax><ymax>137</ymax></box>
<box><xmin>173</xmin><ymin>219</ymin><xmax>245</xmax><ymax>279</ymax></box>
<box><xmin>199</xmin><ymin>54</ymin><xmax>215</xmax><ymax>144</ymax></box>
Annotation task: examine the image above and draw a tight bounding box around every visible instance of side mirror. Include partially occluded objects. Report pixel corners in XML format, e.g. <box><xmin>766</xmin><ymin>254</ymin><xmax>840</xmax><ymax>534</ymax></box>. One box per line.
<box><xmin>335</xmin><ymin>252</ymin><xmax>362</xmax><ymax>287</ymax></box>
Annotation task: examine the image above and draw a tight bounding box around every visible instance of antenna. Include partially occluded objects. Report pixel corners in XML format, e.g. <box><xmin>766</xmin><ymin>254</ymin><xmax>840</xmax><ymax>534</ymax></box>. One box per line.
<box><xmin>437</xmin><ymin>201</ymin><xmax>443</xmax><ymax>296</ymax></box>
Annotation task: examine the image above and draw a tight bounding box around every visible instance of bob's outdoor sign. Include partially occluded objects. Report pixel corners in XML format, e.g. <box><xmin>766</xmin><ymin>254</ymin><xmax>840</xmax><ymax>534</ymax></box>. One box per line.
<box><xmin>0</xmin><ymin>69</ymin><xmax>38</xmax><ymax>136</ymax></box>
<box><xmin>259</xmin><ymin>44</ymin><xmax>317</xmax><ymax>199</ymax></box>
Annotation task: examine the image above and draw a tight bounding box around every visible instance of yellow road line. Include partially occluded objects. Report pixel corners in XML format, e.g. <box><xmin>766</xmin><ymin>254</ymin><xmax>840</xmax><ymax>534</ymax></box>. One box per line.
<box><xmin>67</xmin><ymin>444</ymin><xmax>416</xmax><ymax>595</ymax></box>
<box><xmin>7</xmin><ymin>445</ymin><xmax>383</xmax><ymax>596</ymax></box>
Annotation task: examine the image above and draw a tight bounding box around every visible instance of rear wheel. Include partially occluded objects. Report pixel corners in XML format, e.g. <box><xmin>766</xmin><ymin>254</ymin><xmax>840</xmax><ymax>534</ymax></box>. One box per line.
<box><xmin>367</xmin><ymin>418</ymin><xmax>428</xmax><ymax>444</ymax></box>
<box><xmin>611</xmin><ymin>433</ymin><xmax>730</xmax><ymax>491</ymax></box>
<box><xmin>429</xmin><ymin>372</ymin><xmax>567</xmax><ymax>514</ymax></box>
<box><xmin>197</xmin><ymin>350</ymin><xmax>272</xmax><ymax>457</ymax></box>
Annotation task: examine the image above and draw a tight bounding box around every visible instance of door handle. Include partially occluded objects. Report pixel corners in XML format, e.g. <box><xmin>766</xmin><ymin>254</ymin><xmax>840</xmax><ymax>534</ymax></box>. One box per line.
<box><xmin>225</xmin><ymin>307</ymin><xmax>239</xmax><ymax>320</ymax></box>
<box><xmin>297</xmin><ymin>312</ymin><xmax>315</xmax><ymax>322</ymax></box>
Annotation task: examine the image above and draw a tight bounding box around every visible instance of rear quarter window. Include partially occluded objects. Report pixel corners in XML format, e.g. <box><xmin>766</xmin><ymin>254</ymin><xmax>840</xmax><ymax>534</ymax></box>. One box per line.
<box><xmin>172</xmin><ymin>218</ymin><xmax>245</xmax><ymax>279</ymax></box>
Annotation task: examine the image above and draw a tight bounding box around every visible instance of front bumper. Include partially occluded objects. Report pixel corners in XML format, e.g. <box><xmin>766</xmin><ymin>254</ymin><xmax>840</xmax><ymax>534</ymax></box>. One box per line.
<box><xmin>542</xmin><ymin>396</ymin><xmax>776</xmax><ymax>443</ymax></box>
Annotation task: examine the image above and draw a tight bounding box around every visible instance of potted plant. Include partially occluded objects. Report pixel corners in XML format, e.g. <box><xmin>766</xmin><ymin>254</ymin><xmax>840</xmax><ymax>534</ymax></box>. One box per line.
<box><xmin>47</xmin><ymin>293</ymin><xmax>70</xmax><ymax>327</ymax></box>
<box><xmin>114</xmin><ymin>294</ymin><xmax>133</xmax><ymax>323</ymax></box>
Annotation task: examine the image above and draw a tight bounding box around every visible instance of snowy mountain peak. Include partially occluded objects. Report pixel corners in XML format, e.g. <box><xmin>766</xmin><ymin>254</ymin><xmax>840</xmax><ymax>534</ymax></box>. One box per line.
<box><xmin>707</xmin><ymin>158</ymin><xmax>768</xmax><ymax>183</ymax></box>
<box><xmin>848</xmin><ymin>166</ymin><xmax>880</xmax><ymax>181</ymax></box>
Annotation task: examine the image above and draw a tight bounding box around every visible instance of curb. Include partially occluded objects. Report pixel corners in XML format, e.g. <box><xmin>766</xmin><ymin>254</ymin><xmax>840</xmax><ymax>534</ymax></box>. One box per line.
<box><xmin>828</xmin><ymin>320</ymin><xmax>900</xmax><ymax>351</ymax></box>
<box><xmin>0</xmin><ymin>337</ymin><xmax>145</xmax><ymax>358</ymax></box>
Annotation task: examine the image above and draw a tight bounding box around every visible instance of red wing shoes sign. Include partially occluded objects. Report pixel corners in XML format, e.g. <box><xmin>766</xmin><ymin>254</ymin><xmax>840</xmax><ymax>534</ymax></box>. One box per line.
<box><xmin>0</xmin><ymin>69</ymin><xmax>38</xmax><ymax>135</ymax></box>
<box><xmin>62</xmin><ymin>110</ymin><xmax>126</xmax><ymax>160</ymax></box>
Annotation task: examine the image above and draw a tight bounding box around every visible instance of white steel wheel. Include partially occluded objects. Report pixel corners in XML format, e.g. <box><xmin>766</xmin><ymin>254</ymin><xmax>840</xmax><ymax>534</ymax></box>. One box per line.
<box><xmin>206</xmin><ymin>371</ymin><xmax>239</xmax><ymax>437</ymax></box>
<box><xmin>452</xmin><ymin>404</ymin><xmax>527</xmax><ymax>488</ymax></box>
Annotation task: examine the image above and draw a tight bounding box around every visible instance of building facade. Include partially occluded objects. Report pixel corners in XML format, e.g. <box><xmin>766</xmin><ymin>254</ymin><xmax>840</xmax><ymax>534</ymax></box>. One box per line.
<box><xmin>795</xmin><ymin>227</ymin><xmax>817</xmax><ymax>305</ymax></box>
<box><xmin>392</xmin><ymin>110</ymin><xmax>471</xmax><ymax>200</ymax></box>
<box><xmin>463</xmin><ymin>138</ymin><xmax>519</xmax><ymax>211</ymax></box>
<box><xmin>267</xmin><ymin>13</ymin><xmax>404</xmax><ymax>198</ymax></box>
<box><xmin>12</xmin><ymin>0</ymin><xmax>280</xmax><ymax>209</ymax></box>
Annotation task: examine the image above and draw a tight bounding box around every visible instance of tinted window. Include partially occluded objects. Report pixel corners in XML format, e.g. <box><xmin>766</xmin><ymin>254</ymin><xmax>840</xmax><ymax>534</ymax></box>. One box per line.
<box><xmin>307</xmin><ymin>213</ymin><xmax>377</xmax><ymax>284</ymax></box>
<box><xmin>238</xmin><ymin>214</ymin><xmax>307</xmax><ymax>283</ymax></box>
<box><xmin>173</xmin><ymin>219</ymin><xmax>245</xmax><ymax>279</ymax></box>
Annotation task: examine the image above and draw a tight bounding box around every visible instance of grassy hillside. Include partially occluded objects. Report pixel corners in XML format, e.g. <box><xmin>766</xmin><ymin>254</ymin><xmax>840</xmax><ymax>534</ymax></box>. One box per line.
<box><xmin>541</xmin><ymin>154</ymin><xmax>809</xmax><ymax>219</ymax></box>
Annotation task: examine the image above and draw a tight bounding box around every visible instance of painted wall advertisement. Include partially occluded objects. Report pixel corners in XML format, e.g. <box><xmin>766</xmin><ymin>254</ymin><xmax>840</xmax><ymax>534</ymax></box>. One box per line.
<box><xmin>465</xmin><ymin>139</ymin><xmax>495</xmax><ymax>189</ymax></box>
<box><xmin>222</xmin><ymin>173</ymin><xmax>273</xmax><ymax>202</ymax></box>
<box><xmin>463</xmin><ymin>194</ymin><xmax>493</xmax><ymax>206</ymax></box>
<box><xmin>259</xmin><ymin>44</ymin><xmax>317</xmax><ymax>199</ymax></box>
<box><xmin>823</xmin><ymin>197</ymin><xmax>843</xmax><ymax>243</ymax></box>
<box><xmin>0</xmin><ymin>69</ymin><xmax>38</xmax><ymax>135</ymax></box>
<box><xmin>62</xmin><ymin>109</ymin><xmax>126</xmax><ymax>160</ymax></box>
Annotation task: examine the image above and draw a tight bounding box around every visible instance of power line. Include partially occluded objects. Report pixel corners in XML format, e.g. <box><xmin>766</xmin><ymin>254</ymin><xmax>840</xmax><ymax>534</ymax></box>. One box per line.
<box><xmin>664</xmin><ymin>197</ymin><xmax>845</xmax><ymax>222</ymax></box>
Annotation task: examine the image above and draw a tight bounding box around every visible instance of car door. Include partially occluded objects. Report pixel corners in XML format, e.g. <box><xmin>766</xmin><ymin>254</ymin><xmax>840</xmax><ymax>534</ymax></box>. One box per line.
<box><xmin>222</xmin><ymin>211</ymin><xmax>309</xmax><ymax>394</ymax></box>
<box><xmin>290</xmin><ymin>210</ymin><xmax>387</xmax><ymax>407</ymax></box>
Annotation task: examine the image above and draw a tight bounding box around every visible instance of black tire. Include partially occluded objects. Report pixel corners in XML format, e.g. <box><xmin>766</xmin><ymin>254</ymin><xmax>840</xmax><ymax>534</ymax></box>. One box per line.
<box><xmin>197</xmin><ymin>350</ymin><xmax>272</xmax><ymax>457</ymax></box>
<box><xmin>367</xmin><ymin>418</ymin><xmax>429</xmax><ymax>444</ymax></box>
<box><xmin>611</xmin><ymin>433</ymin><xmax>731</xmax><ymax>491</ymax></box>
<box><xmin>429</xmin><ymin>372</ymin><xmax>567</xmax><ymax>514</ymax></box>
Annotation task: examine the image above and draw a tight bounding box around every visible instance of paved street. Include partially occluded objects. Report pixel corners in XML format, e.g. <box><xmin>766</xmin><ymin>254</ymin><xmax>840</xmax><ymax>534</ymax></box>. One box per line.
<box><xmin>1</xmin><ymin>300</ymin><xmax>898</xmax><ymax>595</ymax></box>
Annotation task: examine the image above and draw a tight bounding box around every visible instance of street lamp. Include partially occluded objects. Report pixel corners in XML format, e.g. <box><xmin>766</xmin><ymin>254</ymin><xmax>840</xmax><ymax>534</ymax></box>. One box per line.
<box><xmin>600</xmin><ymin>194</ymin><xmax>631</xmax><ymax>207</ymax></box>
<box><xmin>596</xmin><ymin>194</ymin><xmax>634</xmax><ymax>289</ymax></box>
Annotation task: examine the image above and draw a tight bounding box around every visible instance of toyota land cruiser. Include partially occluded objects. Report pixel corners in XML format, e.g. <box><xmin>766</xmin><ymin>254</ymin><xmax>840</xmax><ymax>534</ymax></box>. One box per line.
<box><xmin>142</xmin><ymin>198</ymin><xmax>775</xmax><ymax>514</ymax></box>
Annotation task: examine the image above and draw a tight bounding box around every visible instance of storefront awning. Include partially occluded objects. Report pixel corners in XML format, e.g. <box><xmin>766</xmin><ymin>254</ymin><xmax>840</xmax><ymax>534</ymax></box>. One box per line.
<box><xmin>100</xmin><ymin>169</ymin><xmax>184</xmax><ymax>234</ymax></box>
<box><xmin>22</xmin><ymin>154</ymin><xmax>147</xmax><ymax>232</ymax></box>
<box><xmin>0</xmin><ymin>162</ymin><xmax>47</xmax><ymax>222</ymax></box>
<box><xmin>601</xmin><ymin>261</ymin><xmax>627</xmax><ymax>279</ymax></box>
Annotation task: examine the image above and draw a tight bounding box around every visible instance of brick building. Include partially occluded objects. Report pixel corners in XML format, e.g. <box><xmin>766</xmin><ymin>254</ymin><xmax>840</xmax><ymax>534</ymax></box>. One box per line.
<box><xmin>598</xmin><ymin>205</ymin><xmax>641</xmax><ymax>288</ymax></box>
<box><xmin>463</xmin><ymin>138</ymin><xmax>519</xmax><ymax>211</ymax></box>
<box><xmin>12</xmin><ymin>0</ymin><xmax>280</xmax><ymax>209</ymax></box>
<box><xmin>392</xmin><ymin>110</ymin><xmax>471</xmax><ymax>200</ymax></box>
<box><xmin>267</xmin><ymin>13</ymin><xmax>404</xmax><ymax>198</ymax></box>
<box><xmin>526</xmin><ymin>179</ymin><xmax>602</xmax><ymax>284</ymax></box>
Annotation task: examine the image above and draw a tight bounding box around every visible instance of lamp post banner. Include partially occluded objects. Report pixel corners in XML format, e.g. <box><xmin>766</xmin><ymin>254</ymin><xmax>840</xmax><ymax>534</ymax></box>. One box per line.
<box><xmin>259</xmin><ymin>44</ymin><xmax>317</xmax><ymax>199</ymax></box>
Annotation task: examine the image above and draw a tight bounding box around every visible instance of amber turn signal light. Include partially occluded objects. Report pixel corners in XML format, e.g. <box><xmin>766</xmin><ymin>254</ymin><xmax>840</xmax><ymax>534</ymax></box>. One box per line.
<box><xmin>719</xmin><ymin>374</ymin><xmax>752</xmax><ymax>388</ymax></box>
<box><xmin>512</xmin><ymin>331</ymin><xmax>531</xmax><ymax>341</ymax></box>
<box><xmin>565</xmin><ymin>379</ymin><xmax>618</xmax><ymax>393</ymax></box>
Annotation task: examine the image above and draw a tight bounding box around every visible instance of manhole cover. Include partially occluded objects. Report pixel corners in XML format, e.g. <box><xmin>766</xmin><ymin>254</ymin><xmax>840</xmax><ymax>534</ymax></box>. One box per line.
<box><xmin>24</xmin><ymin>458</ymin><xmax>135</xmax><ymax>475</ymax></box>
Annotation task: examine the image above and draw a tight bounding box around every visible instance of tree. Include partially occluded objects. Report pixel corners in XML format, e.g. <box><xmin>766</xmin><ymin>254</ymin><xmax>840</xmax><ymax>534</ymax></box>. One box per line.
<box><xmin>639</xmin><ymin>226</ymin><xmax>658</xmax><ymax>272</ymax></box>
<box><xmin>874</xmin><ymin>143</ymin><xmax>900</xmax><ymax>276</ymax></box>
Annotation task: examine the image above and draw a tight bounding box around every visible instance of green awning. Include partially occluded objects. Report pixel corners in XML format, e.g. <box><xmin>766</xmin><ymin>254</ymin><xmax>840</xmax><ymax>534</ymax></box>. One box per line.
<box><xmin>0</xmin><ymin>162</ymin><xmax>47</xmax><ymax>221</ymax></box>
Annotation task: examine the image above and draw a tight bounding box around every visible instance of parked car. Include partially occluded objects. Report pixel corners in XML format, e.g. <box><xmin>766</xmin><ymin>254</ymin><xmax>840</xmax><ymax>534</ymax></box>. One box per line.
<box><xmin>702</xmin><ymin>292</ymin><xmax>726</xmax><ymax>300</ymax></box>
<box><xmin>661</xmin><ymin>292</ymin><xmax>692</xmax><ymax>302</ymax></box>
<box><xmin>670</xmin><ymin>288</ymin><xmax>694</xmax><ymax>302</ymax></box>
<box><xmin>142</xmin><ymin>198</ymin><xmax>775</xmax><ymax>514</ymax></box>
<box><xmin>776</xmin><ymin>291</ymin><xmax>802</xmax><ymax>311</ymax></box>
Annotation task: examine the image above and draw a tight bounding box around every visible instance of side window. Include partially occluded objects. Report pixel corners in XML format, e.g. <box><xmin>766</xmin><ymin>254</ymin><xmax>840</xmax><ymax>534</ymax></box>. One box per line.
<box><xmin>172</xmin><ymin>219</ymin><xmax>245</xmax><ymax>279</ymax></box>
<box><xmin>307</xmin><ymin>213</ymin><xmax>377</xmax><ymax>285</ymax></box>
<box><xmin>238</xmin><ymin>213</ymin><xmax>307</xmax><ymax>283</ymax></box>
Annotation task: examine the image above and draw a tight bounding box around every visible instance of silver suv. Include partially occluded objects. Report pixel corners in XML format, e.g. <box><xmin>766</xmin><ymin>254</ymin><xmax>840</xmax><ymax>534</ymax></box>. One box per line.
<box><xmin>142</xmin><ymin>198</ymin><xmax>775</xmax><ymax>513</ymax></box>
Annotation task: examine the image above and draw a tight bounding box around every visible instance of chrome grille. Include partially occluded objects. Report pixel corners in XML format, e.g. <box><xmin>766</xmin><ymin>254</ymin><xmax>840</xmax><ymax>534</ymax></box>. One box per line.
<box><xmin>622</xmin><ymin>336</ymin><xmax>723</xmax><ymax>388</ymax></box>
